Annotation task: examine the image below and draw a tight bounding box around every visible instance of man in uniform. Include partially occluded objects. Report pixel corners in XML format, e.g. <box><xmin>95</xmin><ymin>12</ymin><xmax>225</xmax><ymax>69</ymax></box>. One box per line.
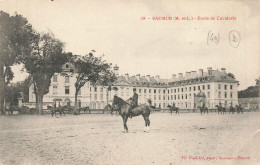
<box><xmin>129</xmin><ymin>88</ymin><xmax>138</xmax><ymax>118</ymax></box>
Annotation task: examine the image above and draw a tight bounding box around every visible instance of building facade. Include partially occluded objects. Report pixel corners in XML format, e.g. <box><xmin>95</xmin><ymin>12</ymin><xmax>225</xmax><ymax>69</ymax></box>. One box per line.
<box><xmin>29</xmin><ymin>64</ymin><xmax>238</xmax><ymax>109</ymax></box>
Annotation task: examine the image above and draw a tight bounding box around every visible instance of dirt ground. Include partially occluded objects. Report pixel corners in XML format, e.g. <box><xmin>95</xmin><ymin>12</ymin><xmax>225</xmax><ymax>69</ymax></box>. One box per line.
<box><xmin>0</xmin><ymin>112</ymin><xmax>260</xmax><ymax>165</ymax></box>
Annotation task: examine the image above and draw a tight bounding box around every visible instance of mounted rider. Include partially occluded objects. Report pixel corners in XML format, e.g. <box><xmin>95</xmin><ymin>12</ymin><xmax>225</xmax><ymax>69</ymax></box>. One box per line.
<box><xmin>129</xmin><ymin>88</ymin><xmax>138</xmax><ymax>118</ymax></box>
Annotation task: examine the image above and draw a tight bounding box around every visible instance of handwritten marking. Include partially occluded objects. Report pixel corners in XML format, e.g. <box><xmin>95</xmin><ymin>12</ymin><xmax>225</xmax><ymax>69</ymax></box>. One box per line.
<box><xmin>229</xmin><ymin>30</ymin><xmax>240</xmax><ymax>48</ymax></box>
<box><xmin>207</xmin><ymin>30</ymin><xmax>220</xmax><ymax>46</ymax></box>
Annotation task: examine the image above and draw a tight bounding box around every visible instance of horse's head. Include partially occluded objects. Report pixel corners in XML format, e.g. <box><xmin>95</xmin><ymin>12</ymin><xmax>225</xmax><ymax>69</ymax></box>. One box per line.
<box><xmin>112</xmin><ymin>95</ymin><xmax>126</xmax><ymax>108</ymax></box>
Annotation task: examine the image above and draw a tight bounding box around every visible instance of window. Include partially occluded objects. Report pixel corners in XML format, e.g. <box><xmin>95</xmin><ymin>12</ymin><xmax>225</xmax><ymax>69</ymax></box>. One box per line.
<box><xmin>163</xmin><ymin>90</ymin><xmax>165</xmax><ymax>94</ymax></box>
<box><xmin>159</xmin><ymin>89</ymin><xmax>161</xmax><ymax>93</ymax></box>
<box><xmin>163</xmin><ymin>96</ymin><xmax>165</xmax><ymax>100</ymax></box>
<box><xmin>174</xmin><ymin>95</ymin><xmax>176</xmax><ymax>100</ymax></box>
<box><xmin>181</xmin><ymin>94</ymin><xmax>183</xmax><ymax>99</ymax></box>
<box><xmin>178</xmin><ymin>88</ymin><xmax>180</xmax><ymax>92</ymax></box>
<box><xmin>94</xmin><ymin>94</ymin><xmax>97</xmax><ymax>100</ymax></box>
<box><xmin>230</xmin><ymin>92</ymin><xmax>233</xmax><ymax>98</ymax></box>
<box><xmin>154</xmin><ymin>95</ymin><xmax>156</xmax><ymax>100</ymax></box>
<box><xmin>218</xmin><ymin>84</ymin><xmax>221</xmax><ymax>90</ymax></box>
<box><xmin>185</xmin><ymin>94</ymin><xmax>187</xmax><ymax>99</ymax></box>
<box><xmin>53</xmin><ymin>75</ymin><xmax>57</xmax><ymax>82</ymax></box>
<box><xmin>90</xmin><ymin>87</ymin><xmax>91</xmax><ymax>92</ymax></box>
<box><xmin>171</xmin><ymin>89</ymin><xmax>173</xmax><ymax>93</ymax></box>
<box><xmin>202</xmin><ymin>85</ymin><xmax>205</xmax><ymax>90</ymax></box>
<box><xmin>178</xmin><ymin>95</ymin><xmax>180</xmax><ymax>100</ymax></box>
<box><xmin>149</xmin><ymin>89</ymin><xmax>151</xmax><ymax>93</ymax></box>
<box><xmin>159</xmin><ymin>95</ymin><xmax>161</xmax><ymax>100</ymax></box>
<box><xmin>224</xmin><ymin>85</ymin><xmax>227</xmax><ymax>90</ymax></box>
<box><xmin>100</xmin><ymin>87</ymin><xmax>103</xmax><ymax>92</ymax></box>
<box><xmin>218</xmin><ymin>92</ymin><xmax>221</xmax><ymax>98</ymax></box>
<box><xmin>189</xmin><ymin>87</ymin><xmax>191</xmax><ymax>91</ymax></box>
<box><xmin>207</xmin><ymin>92</ymin><xmax>210</xmax><ymax>98</ymax></box>
<box><xmin>144</xmin><ymin>89</ymin><xmax>147</xmax><ymax>93</ymax></box>
<box><xmin>208</xmin><ymin>85</ymin><xmax>210</xmax><ymax>90</ymax></box>
<box><xmin>65</xmin><ymin>86</ymin><xmax>70</xmax><ymax>94</ymax></box>
<box><xmin>65</xmin><ymin>76</ymin><xmax>69</xmax><ymax>83</ymax></box>
<box><xmin>174</xmin><ymin>89</ymin><xmax>176</xmax><ymax>93</ymax></box>
<box><xmin>94</xmin><ymin>87</ymin><xmax>97</xmax><ymax>92</ymax></box>
<box><xmin>181</xmin><ymin>88</ymin><xmax>183</xmax><ymax>92</ymax></box>
<box><xmin>139</xmin><ymin>89</ymin><xmax>142</xmax><ymax>93</ymax></box>
<box><xmin>154</xmin><ymin>89</ymin><xmax>156</xmax><ymax>93</ymax></box>
<box><xmin>198</xmin><ymin>86</ymin><xmax>200</xmax><ymax>90</ymax></box>
<box><xmin>230</xmin><ymin>85</ymin><xmax>233</xmax><ymax>90</ymax></box>
<box><xmin>194</xmin><ymin>86</ymin><xmax>196</xmax><ymax>91</ymax></box>
<box><xmin>65</xmin><ymin>64</ymin><xmax>69</xmax><ymax>68</ymax></box>
<box><xmin>224</xmin><ymin>92</ymin><xmax>227</xmax><ymax>98</ymax></box>
<box><xmin>100</xmin><ymin>94</ymin><xmax>103</xmax><ymax>100</ymax></box>
<box><xmin>171</xmin><ymin>95</ymin><xmax>173</xmax><ymax>100</ymax></box>
<box><xmin>53</xmin><ymin>86</ymin><xmax>57</xmax><ymax>95</ymax></box>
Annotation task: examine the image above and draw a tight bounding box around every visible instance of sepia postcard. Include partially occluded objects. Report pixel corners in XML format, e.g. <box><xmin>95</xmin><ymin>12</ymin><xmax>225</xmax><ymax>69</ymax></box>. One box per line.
<box><xmin>0</xmin><ymin>0</ymin><xmax>259</xmax><ymax>165</ymax></box>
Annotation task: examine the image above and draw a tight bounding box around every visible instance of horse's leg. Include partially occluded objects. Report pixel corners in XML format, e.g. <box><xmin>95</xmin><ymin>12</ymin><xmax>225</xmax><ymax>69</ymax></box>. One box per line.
<box><xmin>145</xmin><ymin>116</ymin><xmax>150</xmax><ymax>132</ymax></box>
<box><xmin>142</xmin><ymin>115</ymin><xmax>150</xmax><ymax>132</ymax></box>
<box><xmin>122</xmin><ymin>115</ymin><xmax>128</xmax><ymax>133</ymax></box>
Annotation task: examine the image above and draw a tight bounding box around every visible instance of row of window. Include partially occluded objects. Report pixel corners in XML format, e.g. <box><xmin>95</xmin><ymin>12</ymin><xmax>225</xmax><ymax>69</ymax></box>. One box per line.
<box><xmin>54</xmin><ymin>86</ymin><xmax>234</xmax><ymax>100</ymax></box>
<box><xmin>218</xmin><ymin>92</ymin><xmax>233</xmax><ymax>98</ymax></box>
<box><xmin>53</xmin><ymin>75</ymin><xmax>70</xmax><ymax>83</ymax></box>
<box><xmin>218</xmin><ymin>84</ymin><xmax>233</xmax><ymax>90</ymax></box>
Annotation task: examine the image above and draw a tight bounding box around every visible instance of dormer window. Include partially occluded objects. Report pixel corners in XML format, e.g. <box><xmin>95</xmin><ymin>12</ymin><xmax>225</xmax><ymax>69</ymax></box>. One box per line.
<box><xmin>65</xmin><ymin>64</ymin><xmax>69</xmax><ymax>69</ymax></box>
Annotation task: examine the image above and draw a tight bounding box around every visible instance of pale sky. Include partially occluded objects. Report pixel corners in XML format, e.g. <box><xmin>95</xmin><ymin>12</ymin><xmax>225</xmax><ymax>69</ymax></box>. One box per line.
<box><xmin>1</xmin><ymin>0</ymin><xmax>259</xmax><ymax>90</ymax></box>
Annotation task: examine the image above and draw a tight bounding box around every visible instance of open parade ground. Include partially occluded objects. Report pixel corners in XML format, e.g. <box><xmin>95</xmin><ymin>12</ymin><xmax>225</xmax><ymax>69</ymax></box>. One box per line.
<box><xmin>0</xmin><ymin>112</ymin><xmax>260</xmax><ymax>165</ymax></box>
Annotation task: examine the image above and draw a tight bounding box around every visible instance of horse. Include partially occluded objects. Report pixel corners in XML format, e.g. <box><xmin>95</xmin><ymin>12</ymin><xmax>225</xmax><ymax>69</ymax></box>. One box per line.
<box><xmin>197</xmin><ymin>106</ymin><xmax>208</xmax><ymax>115</ymax></box>
<box><xmin>229</xmin><ymin>106</ymin><xmax>236</xmax><ymax>114</ymax></box>
<box><xmin>215</xmin><ymin>105</ymin><xmax>226</xmax><ymax>115</ymax></box>
<box><xmin>235</xmin><ymin>105</ymin><xmax>243</xmax><ymax>114</ymax></box>
<box><xmin>78</xmin><ymin>106</ymin><xmax>89</xmax><ymax>114</ymax></box>
<box><xmin>48</xmin><ymin>105</ymin><xmax>65</xmax><ymax>117</ymax></box>
<box><xmin>112</xmin><ymin>96</ymin><xmax>151</xmax><ymax>133</ymax></box>
<box><xmin>167</xmin><ymin>105</ymin><xmax>179</xmax><ymax>115</ymax></box>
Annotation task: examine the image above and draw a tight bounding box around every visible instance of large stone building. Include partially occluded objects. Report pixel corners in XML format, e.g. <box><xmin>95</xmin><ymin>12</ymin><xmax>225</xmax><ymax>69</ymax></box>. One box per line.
<box><xmin>29</xmin><ymin>63</ymin><xmax>239</xmax><ymax>110</ymax></box>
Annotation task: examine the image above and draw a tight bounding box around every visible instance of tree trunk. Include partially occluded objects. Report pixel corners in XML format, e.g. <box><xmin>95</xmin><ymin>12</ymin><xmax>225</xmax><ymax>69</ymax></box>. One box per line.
<box><xmin>38</xmin><ymin>93</ymin><xmax>44</xmax><ymax>115</ymax></box>
<box><xmin>74</xmin><ymin>91</ymin><xmax>78</xmax><ymax>115</ymax></box>
<box><xmin>0</xmin><ymin>65</ymin><xmax>5</xmax><ymax>115</ymax></box>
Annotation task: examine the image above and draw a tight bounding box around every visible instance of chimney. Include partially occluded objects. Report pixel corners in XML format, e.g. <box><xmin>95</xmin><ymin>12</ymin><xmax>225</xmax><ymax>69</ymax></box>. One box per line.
<box><xmin>191</xmin><ymin>71</ymin><xmax>197</xmax><ymax>78</ymax></box>
<box><xmin>198</xmin><ymin>69</ymin><xmax>203</xmax><ymax>77</ymax></box>
<box><xmin>178</xmin><ymin>73</ymin><xmax>183</xmax><ymax>80</ymax></box>
<box><xmin>207</xmin><ymin>67</ymin><xmax>212</xmax><ymax>76</ymax></box>
<box><xmin>146</xmin><ymin>75</ymin><xmax>151</xmax><ymax>81</ymax></box>
<box><xmin>113</xmin><ymin>65</ymin><xmax>119</xmax><ymax>76</ymax></box>
<box><xmin>221</xmin><ymin>68</ymin><xmax>226</xmax><ymax>74</ymax></box>
<box><xmin>155</xmin><ymin>75</ymin><xmax>160</xmax><ymax>81</ymax></box>
<box><xmin>136</xmin><ymin>74</ymin><xmax>140</xmax><ymax>81</ymax></box>
<box><xmin>185</xmin><ymin>72</ymin><xmax>191</xmax><ymax>79</ymax></box>
<box><xmin>172</xmin><ymin>74</ymin><xmax>176</xmax><ymax>80</ymax></box>
<box><xmin>125</xmin><ymin>73</ymin><xmax>130</xmax><ymax>81</ymax></box>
